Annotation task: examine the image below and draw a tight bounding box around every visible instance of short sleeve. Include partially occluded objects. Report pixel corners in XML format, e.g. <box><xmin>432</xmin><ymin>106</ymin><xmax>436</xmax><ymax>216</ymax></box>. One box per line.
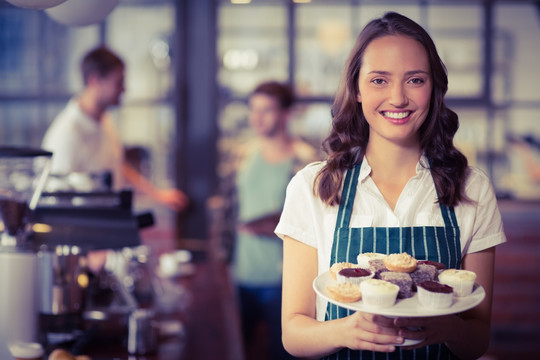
<box><xmin>275</xmin><ymin>162</ymin><xmax>323</xmax><ymax>249</ymax></box>
<box><xmin>461</xmin><ymin>168</ymin><xmax>507</xmax><ymax>254</ymax></box>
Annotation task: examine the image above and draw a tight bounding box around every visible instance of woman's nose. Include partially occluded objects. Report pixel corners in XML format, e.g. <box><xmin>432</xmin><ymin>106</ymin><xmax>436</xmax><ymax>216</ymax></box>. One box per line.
<box><xmin>389</xmin><ymin>84</ymin><xmax>408</xmax><ymax>107</ymax></box>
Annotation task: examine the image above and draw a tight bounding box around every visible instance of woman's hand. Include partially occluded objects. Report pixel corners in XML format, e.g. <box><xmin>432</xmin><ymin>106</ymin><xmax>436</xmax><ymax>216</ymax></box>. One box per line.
<box><xmin>342</xmin><ymin>312</ymin><xmax>403</xmax><ymax>352</ymax></box>
<box><xmin>393</xmin><ymin>314</ymin><xmax>459</xmax><ymax>350</ymax></box>
<box><xmin>282</xmin><ymin>237</ymin><xmax>403</xmax><ymax>357</ymax></box>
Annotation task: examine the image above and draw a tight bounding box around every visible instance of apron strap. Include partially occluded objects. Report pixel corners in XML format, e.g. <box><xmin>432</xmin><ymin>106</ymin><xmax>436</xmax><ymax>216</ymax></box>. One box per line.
<box><xmin>334</xmin><ymin>162</ymin><xmax>362</xmax><ymax>231</ymax></box>
<box><xmin>427</xmin><ymin>157</ymin><xmax>459</xmax><ymax>229</ymax></box>
<box><xmin>440</xmin><ymin>202</ymin><xmax>459</xmax><ymax>228</ymax></box>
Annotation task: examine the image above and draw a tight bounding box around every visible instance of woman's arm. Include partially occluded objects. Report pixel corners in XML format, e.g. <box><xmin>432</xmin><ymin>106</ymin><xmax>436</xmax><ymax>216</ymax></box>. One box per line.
<box><xmin>396</xmin><ymin>247</ymin><xmax>496</xmax><ymax>359</ymax></box>
<box><xmin>282</xmin><ymin>236</ymin><xmax>402</xmax><ymax>358</ymax></box>
<box><xmin>445</xmin><ymin>247</ymin><xmax>495</xmax><ymax>358</ymax></box>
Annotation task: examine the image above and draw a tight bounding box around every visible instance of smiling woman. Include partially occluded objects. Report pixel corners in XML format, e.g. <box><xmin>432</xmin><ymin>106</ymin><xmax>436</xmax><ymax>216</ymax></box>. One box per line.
<box><xmin>276</xmin><ymin>11</ymin><xmax>506</xmax><ymax>360</ymax></box>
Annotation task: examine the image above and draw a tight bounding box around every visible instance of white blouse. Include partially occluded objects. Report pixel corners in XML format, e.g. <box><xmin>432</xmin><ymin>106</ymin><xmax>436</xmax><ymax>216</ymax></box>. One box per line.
<box><xmin>275</xmin><ymin>157</ymin><xmax>506</xmax><ymax>319</ymax></box>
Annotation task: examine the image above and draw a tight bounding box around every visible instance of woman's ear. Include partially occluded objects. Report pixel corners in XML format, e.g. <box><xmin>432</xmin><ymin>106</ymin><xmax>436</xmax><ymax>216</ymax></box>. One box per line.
<box><xmin>356</xmin><ymin>92</ymin><xmax>362</xmax><ymax>103</ymax></box>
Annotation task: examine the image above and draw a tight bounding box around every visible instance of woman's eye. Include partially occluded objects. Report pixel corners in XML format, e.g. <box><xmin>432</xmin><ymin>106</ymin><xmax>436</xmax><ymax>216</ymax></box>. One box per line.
<box><xmin>371</xmin><ymin>78</ymin><xmax>386</xmax><ymax>85</ymax></box>
<box><xmin>409</xmin><ymin>77</ymin><xmax>425</xmax><ymax>85</ymax></box>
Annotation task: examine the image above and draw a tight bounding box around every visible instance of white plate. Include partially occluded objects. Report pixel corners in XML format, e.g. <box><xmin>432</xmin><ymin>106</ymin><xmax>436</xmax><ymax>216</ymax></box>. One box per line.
<box><xmin>313</xmin><ymin>271</ymin><xmax>485</xmax><ymax>318</ymax></box>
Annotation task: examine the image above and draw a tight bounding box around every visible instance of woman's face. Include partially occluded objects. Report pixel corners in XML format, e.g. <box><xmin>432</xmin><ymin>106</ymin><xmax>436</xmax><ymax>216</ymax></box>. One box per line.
<box><xmin>357</xmin><ymin>35</ymin><xmax>432</xmax><ymax>148</ymax></box>
<box><xmin>248</xmin><ymin>93</ymin><xmax>288</xmax><ymax>137</ymax></box>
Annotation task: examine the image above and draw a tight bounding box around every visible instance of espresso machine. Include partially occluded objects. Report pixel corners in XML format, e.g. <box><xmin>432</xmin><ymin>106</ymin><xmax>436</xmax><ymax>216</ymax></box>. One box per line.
<box><xmin>0</xmin><ymin>146</ymin><xmax>52</xmax><ymax>360</ymax></box>
<box><xmin>0</xmin><ymin>146</ymin><xmax>159</xmax><ymax>356</ymax></box>
<box><xmin>30</xmin><ymin>175</ymin><xmax>155</xmax><ymax>351</ymax></box>
<box><xmin>32</xmin><ymin>188</ymin><xmax>150</xmax><ymax>350</ymax></box>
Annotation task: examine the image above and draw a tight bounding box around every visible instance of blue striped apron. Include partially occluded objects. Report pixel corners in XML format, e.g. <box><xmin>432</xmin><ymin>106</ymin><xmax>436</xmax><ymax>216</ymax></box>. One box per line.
<box><xmin>323</xmin><ymin>162</ymin><xmax>461</xmax><ymax>360</ymax></box>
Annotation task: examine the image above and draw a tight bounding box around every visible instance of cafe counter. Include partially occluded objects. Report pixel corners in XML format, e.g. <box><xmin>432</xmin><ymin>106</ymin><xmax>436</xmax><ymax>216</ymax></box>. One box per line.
<box><xmin>75</xmin><ymin>255</ymin><xmax>244</xmax><ymax>360</ymax></box>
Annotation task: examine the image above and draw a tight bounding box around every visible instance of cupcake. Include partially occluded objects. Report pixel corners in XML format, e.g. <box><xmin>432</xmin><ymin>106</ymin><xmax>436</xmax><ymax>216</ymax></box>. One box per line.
<box><xmin>326</xmin><ymin>282</ymin><xmax>362</xmax><ymax>303</ymax></box>
<box><xmin>356</xmin><ymin>252</ymin><xmax>387</xmax><ymax>268</ymax></box>
<box><xmin>380</xmin><ymin>272</ymin><xmax>414</xmax><ymax>298</ymax></box>
<box><xmin>329</xmin><ymin>262</ymin><xmax>356</xmax><ymax>280</ymax></box>
<box><xmin>384</xmin><ymin>252</ymin><xmax>418</xmax><ymax>273</ymax></box>
<box><xmin>360</xmin><ymin>279</ymin><xmax>400</xmax><ymax>308</ymax></box>
<box><xmin>417</xmin><ymin>281</ymin><xmax>454</xmax><ymax>309</ymax></box>
<box><xmin>438</xmin><ymin>269</ymin><xmax>477</xmax><ymax>297</ymax></box>
<box><xmin>337</xmin><ymin>267</ymin><xmax>373</xmax><ymax>285</ymax></box>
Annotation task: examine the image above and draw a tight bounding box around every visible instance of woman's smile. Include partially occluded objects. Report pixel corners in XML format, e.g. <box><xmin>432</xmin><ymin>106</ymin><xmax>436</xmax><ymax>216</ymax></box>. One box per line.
<box><xmin>381</xmin><ymin>110</ymin><xmax>414</xmax><ymax>124</ymax></box>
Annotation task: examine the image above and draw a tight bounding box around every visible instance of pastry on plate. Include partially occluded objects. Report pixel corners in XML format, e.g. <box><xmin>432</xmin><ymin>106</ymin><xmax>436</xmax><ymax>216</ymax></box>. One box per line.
<box><xmin>360</xmin><ymin>279</ymin><xmax>400</xmax><ymax>308</ymax></box>
<box><xmin>383</xmin><ymin>252</ymin><xmax>418</xmax><ymax>273</ymax></box>
<box><xmin>410</xmin><ymin>263</ymin><xmax>438</xmax><ymax>290</ymax></box>
<box><xmin>326</xmin><ymin>282</ymin><xmax>362</xmax><ymax>303</ymax></box>
<box><xmin>417</xmin><ymin>280</ymin><xmax>454</xmax><ymax>309</ymax></box>
<box><xmin>380</xmin><ymin>271</ymin><xmax>414</xmax><ymax>298</ymax></box>
<box><xmin>337</xmin><ymin>267</ymin><xmax>373</xmax><ymax>285</ymax></box>
<box><xmin>417</xmin><ymin>259</ymin><xmax>446</xmax><ymax>271</ymax></box>
<box><xmin>368</xmin><ymin>259</ymin><xmax>389</xmax><ymax>279</ymax></box>
<box><xmin>329</xmin><ymin>262</ymin><xmax>357</xmax><ymax>280</ymax></box>
<box><xmin>356</xmin><ymin>252</ymin><xmax>387</xmax><ymax>268</ymax></box>
<box><xmin>438</xmin><ymin>269</ymin><xmax>476</xmax><ymax>297</ymax></box>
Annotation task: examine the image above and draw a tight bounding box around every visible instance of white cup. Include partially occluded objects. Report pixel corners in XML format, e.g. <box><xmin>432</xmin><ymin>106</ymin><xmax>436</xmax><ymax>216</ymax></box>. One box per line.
<box><xmin>8</xmin><ymin>342</ymin><xmax>44</xmax><ymax>360</ymax></box>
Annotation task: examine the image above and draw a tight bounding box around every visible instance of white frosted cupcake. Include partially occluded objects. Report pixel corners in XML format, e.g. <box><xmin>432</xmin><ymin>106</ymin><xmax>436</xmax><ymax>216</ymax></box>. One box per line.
<box><xmin>417</xmin><ymin>281</ymin><xmax>454</xmax><ymax>309</ymax></box>
<box><xmin>337</xmin><ymin>267</ymin><xmax>374</xmax><ymax>285</ymax></box>
<box><xmin>360</xmin><ymin>279</ymin><xmax>400</xmax><ymax>308</ymax></box>
<box><xmin>438</xmin><ymin>269</ymin><xmax>477</xmax><ymax>297</ymax></box>
<box><xmin>356</xmin><ymin>252</ymin><xmax>387</xmax><ymax>268</ymax></box>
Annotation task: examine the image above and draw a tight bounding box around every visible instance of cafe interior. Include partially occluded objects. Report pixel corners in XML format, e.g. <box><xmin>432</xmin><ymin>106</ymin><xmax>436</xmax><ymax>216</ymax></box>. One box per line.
<box><xmin>0</xmin><ymin>0</ymin><xmax>539</xmax><ymax>359</ymax></box>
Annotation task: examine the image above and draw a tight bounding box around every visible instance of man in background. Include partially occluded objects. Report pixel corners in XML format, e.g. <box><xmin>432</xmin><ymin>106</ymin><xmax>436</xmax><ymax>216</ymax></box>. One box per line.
<box><xmin>232</xmin><ymin>81</ymin><xmax>317</xmax><ymax>360</ymax></box>
<box><xmin>42</xmin><ymin>46</ymin><xmax>188</xmax><ymax>211</ymax></box>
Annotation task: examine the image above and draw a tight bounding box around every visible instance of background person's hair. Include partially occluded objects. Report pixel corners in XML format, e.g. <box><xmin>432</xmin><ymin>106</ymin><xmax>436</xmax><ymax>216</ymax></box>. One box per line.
<box><xmin>315</xmin><ymin>11</ymin><xmax>469</xmax><ymax>207</ymax></box>
<box><xmin>251</xmin><ymin>81</ymin><xmax>295</xmax><ymax>110</ymax></box>
<box><xmin>81</xmin><ymin>46</ymin><xmax>125</xmax><ymax>85</ymax></box>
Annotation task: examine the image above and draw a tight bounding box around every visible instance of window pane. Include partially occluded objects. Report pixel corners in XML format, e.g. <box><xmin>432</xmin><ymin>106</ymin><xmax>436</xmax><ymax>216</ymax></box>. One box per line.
<box><xmin>218</xmin><ymin>4</ymin><xmax>288</xmax><ymax>97</ymax></box>
<box><xmin>106</xmin><ymin>4</ymin><xmax>175</xmax><ymax>101</ymax></box>
<box><xmin>290</xmin><ymin>102</ymin><xmax>332</xmax><ymax>150</ymax></box>
<box><xmin>428</xmin><ymin>5</ymin><xmax>484</xmax><ymax>98</ymax></box>
<box><xmin>0</xmin><ymin>101</ymin><xmax>65</xmax><ymax>147</ymax></box>
<box><xmin>105</xmin><ymin>3</ymin><xmax>176</xmax><ymax>187</ymax></box>
<box><xmin>116</xmin><ymin>104</ymin><xmax>177</xmax><ymax>188</ymax></box>
<box><xmin>0</xmin><ymin>8</ymin><xmax>99</xmax><ymax>95</ymax></box>
<box><xmin>295</xmin><ymin>5</ymin><xmax>353</xmax><ymax>97</ymax></box>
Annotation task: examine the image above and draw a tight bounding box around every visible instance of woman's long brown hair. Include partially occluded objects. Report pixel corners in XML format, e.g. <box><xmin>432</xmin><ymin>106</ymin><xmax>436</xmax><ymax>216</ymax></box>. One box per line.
<box><xmin>315</xmin><ymin>12</ymin><xmax>469</xmax><ymax>207</ymax></box>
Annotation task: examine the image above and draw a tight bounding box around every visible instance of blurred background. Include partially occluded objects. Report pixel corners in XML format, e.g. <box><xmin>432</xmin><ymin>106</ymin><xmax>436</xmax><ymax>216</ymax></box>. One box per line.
<box><xmin>0</xmin><ymin>0</ymin><xmax>539</xmax><ymax>359</ymax></box>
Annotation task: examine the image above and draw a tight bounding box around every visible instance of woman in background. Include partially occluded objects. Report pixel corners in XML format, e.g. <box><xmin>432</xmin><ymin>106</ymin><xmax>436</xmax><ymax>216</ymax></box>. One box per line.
<box><xmin>233</xmin><ymin>81</ymin><xmax>316</xmax><ymax>359</ymax></box>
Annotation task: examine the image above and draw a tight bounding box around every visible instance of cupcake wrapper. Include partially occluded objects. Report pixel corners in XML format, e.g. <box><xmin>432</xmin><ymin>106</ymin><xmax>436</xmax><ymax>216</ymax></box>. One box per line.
<box><xmin>362</xmin><ymin>292</ymin><xmax>398</xmax><ymax>308</ymax></box>
<box><xmin>439</xmin><ymin>278</ymin><xmax>475</xmax><ymax>297</ymax></box>
<box><xmin>417</xmin><ymin>287</ymin><xmax>454</xmax><ymax>308</ymax></box>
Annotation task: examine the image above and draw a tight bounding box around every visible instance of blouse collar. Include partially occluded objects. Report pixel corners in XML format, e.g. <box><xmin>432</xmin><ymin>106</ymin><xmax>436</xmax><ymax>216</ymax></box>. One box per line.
<box><xmin>358</xmin><ymin>154</ymin><xmax>430</xmax><ymax>182</ymax></box>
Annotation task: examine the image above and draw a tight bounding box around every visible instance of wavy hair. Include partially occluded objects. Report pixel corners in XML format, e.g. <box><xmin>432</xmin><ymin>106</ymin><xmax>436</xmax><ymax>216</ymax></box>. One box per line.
<box><xmin>315</xmin><ymin>12</ymin><xmax>468</xmax><ymax>207</ymax></box>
